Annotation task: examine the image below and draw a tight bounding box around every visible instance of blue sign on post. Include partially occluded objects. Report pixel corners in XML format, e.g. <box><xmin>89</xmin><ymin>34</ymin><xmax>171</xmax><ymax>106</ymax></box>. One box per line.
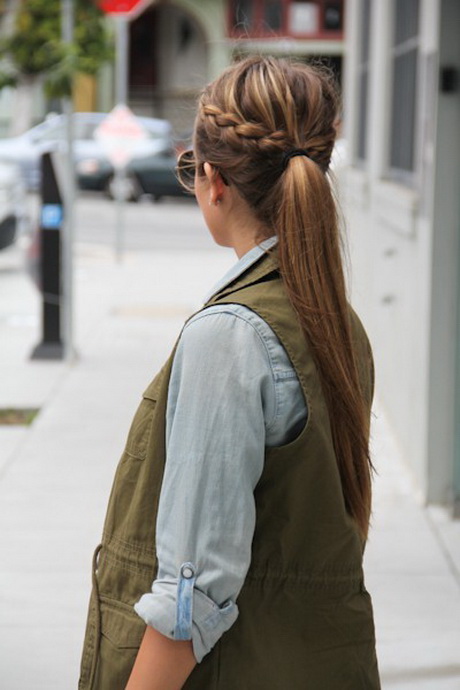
<box><xmin>41</xmin><ymin>204</ymin><xmax>63</xmax><ymax>229</ymax></box>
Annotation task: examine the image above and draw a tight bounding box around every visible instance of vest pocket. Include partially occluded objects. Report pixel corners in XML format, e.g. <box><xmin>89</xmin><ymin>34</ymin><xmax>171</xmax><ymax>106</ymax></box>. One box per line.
<box><xmin>123</xmin><ymin>371</ymin><xmax>164</xmax><ymax>460</ymax></box>
<box><xmin>124</xmin><ymin>393</ymin><xmax>158</xmax><ymax>460</ymax></box>
<box><xmin>89</xmin><ymin>599</ymin><xmax>147</xmax><ymax>690</ymax></box>
<box><xmin>99</xmin><ymin>597</ymin><xmax>146</xmax><ymax>649</ymax></box>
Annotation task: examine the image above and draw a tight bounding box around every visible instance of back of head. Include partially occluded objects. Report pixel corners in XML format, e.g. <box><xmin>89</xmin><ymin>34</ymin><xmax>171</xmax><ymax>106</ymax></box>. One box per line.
<box><xmin>195</xmin><ymin>56</ymin><xmax>374</xmax><ymax>541</ymax></box>
<box><xmin>194</xmin><ymin>55</ymin><xmax>337</xmax><ymax>226</ymax></box>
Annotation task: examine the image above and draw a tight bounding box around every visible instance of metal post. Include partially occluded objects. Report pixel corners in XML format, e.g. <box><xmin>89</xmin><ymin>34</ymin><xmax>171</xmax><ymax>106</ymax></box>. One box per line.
<box><xmin>115</xmin><ymin>14</ymin><xmax>129</xmax><ymax>105</ymax></box>
<box><xmin>113</xmin><ymin>168</ymin><xmax>125</xmax><ymax>262</ymax></box>
<box><xmin>61</xmin><ymin>0</ymin><xmax>76</xmax><ymax>360</ymax></box>
<box><xmin>31</xmin><ymin>153</ymin><xmax>65</xmax><ymax>360</ymax></box>
<box><xmin>114</xmin><ymin>14</ymin><xmax>129</xmax><ymax>261</ymax></box>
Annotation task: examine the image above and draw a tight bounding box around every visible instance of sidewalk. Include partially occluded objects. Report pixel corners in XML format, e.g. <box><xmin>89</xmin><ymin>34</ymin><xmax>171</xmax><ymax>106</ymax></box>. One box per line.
<box><xmin>1</xmin><ymin>240</ymin><xmax>459</xmax><ymax>689</ymax></box>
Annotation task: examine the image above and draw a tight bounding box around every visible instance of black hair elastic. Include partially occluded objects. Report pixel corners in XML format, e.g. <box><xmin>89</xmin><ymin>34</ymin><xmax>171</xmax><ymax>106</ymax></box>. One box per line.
<box><xmin>282</xmin><ymin>149</ymin><xmax>312</xmax><ymax>171</ymax></box>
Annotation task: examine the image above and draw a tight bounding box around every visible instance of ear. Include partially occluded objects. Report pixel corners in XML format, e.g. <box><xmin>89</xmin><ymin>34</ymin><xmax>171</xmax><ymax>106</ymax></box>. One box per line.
<box><xmin>203</xmin><ymin>162</ymin><xmax>226</xmax><ymax>205</ymax></box>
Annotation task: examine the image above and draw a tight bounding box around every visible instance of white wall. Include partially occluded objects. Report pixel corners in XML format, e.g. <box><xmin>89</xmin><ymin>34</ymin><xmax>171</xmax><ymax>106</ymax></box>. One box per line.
<box><xmin>343</xmin><ymin>0</ymin><xmax>441</xmax><ymax>501</ymax></box>
<box><xmin>427</xmin><ymin>0</ymin><xmax>460</xmax><ymax>504</ymax></box>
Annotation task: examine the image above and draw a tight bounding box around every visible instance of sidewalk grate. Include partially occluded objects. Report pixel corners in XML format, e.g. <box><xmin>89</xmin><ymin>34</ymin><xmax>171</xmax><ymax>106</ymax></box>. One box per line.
<box><xmin>0</xmin><ymin>408</ymin><xmax>39</xmax><ymax>425</ymax></box>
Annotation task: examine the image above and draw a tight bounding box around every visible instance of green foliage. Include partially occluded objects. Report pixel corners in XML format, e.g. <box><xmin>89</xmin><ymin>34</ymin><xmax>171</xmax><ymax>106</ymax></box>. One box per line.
<box><xmin>0</xmin><ymin>71</ymin><xmax>17</xmax><ymax>89</ymax></box>
<box><xmin>0</xmin><ymin>0</ymin><xmax>113</xmax><ymax>95</ymax></box>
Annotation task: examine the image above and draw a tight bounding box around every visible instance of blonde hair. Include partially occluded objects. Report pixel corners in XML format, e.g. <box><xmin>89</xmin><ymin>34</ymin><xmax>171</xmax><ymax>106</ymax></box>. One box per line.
<box><xmin>195</xmin><ymin>56</ymin><xmax>373</xmax><ymax>540</ymax></box>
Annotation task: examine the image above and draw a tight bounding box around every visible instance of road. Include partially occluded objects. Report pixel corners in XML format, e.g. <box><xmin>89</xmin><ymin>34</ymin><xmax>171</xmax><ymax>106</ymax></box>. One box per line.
<box><xmin>24</xmin><ymin>191</ymin><xmax>217</xmax><ymax>252</ymax></box>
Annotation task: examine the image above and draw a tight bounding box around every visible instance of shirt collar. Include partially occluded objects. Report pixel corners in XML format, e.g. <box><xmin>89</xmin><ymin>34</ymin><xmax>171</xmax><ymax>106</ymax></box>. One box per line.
<box><xmin>204</xmin><ymin>236</ymin><xmax>278</xmax><ymax>303</ymax></box>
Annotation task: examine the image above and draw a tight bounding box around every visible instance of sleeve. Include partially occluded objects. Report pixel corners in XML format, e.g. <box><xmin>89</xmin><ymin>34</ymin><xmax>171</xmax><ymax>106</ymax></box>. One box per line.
<box><xmin>134</xmin><ymin>308</ymin><xmax>275</xmax><ymax>662</ymax></box>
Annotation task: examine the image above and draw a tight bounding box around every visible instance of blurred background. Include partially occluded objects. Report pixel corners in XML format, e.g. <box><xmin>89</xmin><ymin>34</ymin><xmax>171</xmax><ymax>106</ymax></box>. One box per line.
<box><xmin>0</xmin><ymin>0</ymin><xmax>459</xmax><ymax>688</ymax></box>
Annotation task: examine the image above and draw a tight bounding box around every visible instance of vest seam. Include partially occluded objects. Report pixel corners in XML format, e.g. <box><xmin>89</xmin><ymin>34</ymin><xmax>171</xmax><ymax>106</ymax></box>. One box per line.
<box><xmin>99</xmin><ymin>594</ymin><xmax>138</xmax><ymax>613</ymax></box>
<box><xmin>205</xmin><ymin>253</ymin><xmax>315</xmax><ymax>447</ymax></box>
<box><xmin>214</xmin><ymin>299</ymin><xmax>315</xmax><ymax>450</ymax></box>
<box><xmin>246</xmin><ymin>569</ymin><xmax>363</xmax><ymax>583</ymax></box>
<box><xmin>191</xmin><ymin>305</ymin><xmax>280</xmax><ymax>431</ymax></box>
<box><xmin>103</xmin><ymin>532</ymin><xmax>156</xmax><ymax>557</ymax></box>
<box><xmin>102</xmin><ymin>549</ymin><xmax>155</xmax><ymax>576</ymax></box>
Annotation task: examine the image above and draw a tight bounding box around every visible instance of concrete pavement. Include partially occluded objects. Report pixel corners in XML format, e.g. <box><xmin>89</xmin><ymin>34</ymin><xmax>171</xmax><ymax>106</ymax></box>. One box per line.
<box><xmin>0</xmin><ymin>231</ymin><xmax>459</xmax><ymax>689</ymax></box>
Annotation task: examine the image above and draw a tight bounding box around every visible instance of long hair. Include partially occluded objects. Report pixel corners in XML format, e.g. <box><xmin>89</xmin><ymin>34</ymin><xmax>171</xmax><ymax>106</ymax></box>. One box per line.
<box><xmin>194</xmin><ymin>56</ymin><xmax>373</xmax><ymax>540</ymax></box>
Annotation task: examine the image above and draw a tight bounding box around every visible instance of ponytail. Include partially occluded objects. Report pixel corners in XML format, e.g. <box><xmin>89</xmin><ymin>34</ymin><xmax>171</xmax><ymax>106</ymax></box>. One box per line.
<box><xmin>276</xmin><ymin>155</ymin><xmax>373</xmax><ymax>539</ymax></box>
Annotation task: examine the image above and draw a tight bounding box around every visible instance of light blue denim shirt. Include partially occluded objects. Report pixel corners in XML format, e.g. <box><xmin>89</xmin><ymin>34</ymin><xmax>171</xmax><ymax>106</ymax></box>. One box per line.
<box><xmin>135</xmin><ymin>238</ymin><xmax>308</xmax><ymax>662</ymax></box>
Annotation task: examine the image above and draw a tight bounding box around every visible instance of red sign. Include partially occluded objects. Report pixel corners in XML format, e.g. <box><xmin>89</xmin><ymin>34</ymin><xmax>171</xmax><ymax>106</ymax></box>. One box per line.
<box><xmin>99</xmin><ymin>0</ymin><xmax>144</xmax><ymax>13</ymax></box>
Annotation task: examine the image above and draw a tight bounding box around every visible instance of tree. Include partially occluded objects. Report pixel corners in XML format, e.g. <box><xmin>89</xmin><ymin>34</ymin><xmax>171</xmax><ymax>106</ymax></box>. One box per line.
<box><xmin>0</xmin><ymin>0</ymin><xmax>113</xmax><ymax>133</ymax></box>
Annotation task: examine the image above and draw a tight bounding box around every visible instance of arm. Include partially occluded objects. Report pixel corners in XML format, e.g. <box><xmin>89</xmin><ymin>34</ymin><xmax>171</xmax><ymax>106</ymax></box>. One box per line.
<box><xmin>129</xmin><ymin>305</ymin><xmax>305</xmax><ymax>685</ymax></box>
<box><xmin>131</xmin><ymin>308</ymin><xmax>271</xmax><ymax>674</ymax></box>
<box><xmin>125</xmin><ymin>627</ymin><xmax>195</xmax><ymax>690</ymax></box>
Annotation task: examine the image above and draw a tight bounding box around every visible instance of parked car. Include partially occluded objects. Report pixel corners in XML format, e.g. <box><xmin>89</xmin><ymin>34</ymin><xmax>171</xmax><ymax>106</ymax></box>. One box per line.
<box><xmin>0</xmin><ymin>112</ymin><xmax>188</xmax><ymax>202</ymax></box>
<box><xmin>0</xmin><ymin>161</ymin><xmax>28</xmax><ymax>251</ymax></box>
<box><xmin>76</xmin><ymin>146</ymin><xmax>187</xmax><ymax>202</ymax></box>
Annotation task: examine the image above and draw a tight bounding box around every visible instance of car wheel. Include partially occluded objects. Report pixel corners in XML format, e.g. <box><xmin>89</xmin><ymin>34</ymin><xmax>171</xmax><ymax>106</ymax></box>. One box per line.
<box><xmin>106</xmin><ymin>173</ymin><xmax>143</xmax><ymax>202</ymax></box>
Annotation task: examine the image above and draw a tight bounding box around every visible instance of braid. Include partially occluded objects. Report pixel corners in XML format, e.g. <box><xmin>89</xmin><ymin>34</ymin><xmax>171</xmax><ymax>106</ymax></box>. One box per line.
<box><xmin>201</xmin><ymin>105</ymin><xmax>333</xmax><ymax>170</ymax></box>
<box><xmin>203</xmin><ymin>105</ymin><xmax>287</xmax><ymax>145</ymax></box>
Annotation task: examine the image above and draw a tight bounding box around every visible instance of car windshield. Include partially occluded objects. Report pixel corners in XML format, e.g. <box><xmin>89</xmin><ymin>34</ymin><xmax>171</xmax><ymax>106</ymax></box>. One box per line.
<box><xmin>28</xmin><ymin>119</ymin><xmax>63</xmax><ymax>143</ymax></box>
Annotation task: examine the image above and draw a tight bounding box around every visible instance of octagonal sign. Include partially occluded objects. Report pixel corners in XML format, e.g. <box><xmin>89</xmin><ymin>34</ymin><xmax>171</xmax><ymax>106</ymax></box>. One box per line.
<box><xmin>99</xmin><ymin>0</ymin><xmax>144</xmax><ymax>13</ymax></box>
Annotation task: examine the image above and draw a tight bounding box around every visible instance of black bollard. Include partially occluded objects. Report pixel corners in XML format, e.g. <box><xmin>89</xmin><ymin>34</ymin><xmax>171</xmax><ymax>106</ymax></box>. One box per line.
<box><xmin>31</xmin><ymin>152</ymin><xmax>65</xmax><ymax>360</ymax></box>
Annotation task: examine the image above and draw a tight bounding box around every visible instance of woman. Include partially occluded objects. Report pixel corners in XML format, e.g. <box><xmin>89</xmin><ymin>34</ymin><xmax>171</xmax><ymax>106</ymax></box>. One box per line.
<box><xmin>79</xmin><ymin>56</ymin><xmax>380</xmax><ymax>690</ymax></box>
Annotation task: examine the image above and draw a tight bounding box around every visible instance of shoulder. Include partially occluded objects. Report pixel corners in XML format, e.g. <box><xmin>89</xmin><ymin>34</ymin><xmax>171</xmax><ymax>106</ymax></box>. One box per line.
<box><xmin>178</xmin><ymin>304</ymin><xmax>297</xmax><ymax>380</ymax></box>
<box><xmin>184</xmin><ymin>303</ymin><xmax>276</xmax><ymax>347</ymax></box>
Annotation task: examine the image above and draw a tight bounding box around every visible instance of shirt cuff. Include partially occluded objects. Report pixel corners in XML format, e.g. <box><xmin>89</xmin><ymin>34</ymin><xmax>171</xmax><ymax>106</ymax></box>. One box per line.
<box><xmin>134</xmin><ymin>575</ymin><xmax>239</xmax><ymax>662</ymax></box>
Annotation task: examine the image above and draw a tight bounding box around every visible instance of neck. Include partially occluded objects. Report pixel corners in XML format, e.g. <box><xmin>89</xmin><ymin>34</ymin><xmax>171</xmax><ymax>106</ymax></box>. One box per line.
<box><xmin>228</xmin><ymin>211</ymin><xmax>270</xmax><ymax>259</ymax></box>
<box><xmin>216</xmin><ymin>185</ymin><xmax>271</xmax><ymax>257</ymax></box>
<box><xmin>233</xmin><ymin>235</ymin><xmax>259</xmax><ymax>258</ymax></box>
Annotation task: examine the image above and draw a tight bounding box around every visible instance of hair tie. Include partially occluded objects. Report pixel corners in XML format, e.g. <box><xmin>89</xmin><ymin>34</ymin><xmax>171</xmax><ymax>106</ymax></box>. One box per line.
<box><xmin>282</xmin><ymin>149</ymin><xmax>311</xmax><ymax>171</ymax></box>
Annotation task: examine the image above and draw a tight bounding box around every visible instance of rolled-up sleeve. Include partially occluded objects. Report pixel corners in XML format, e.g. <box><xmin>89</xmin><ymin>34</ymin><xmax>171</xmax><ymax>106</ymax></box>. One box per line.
<box><xmin>134</xmin><ymin>307</ymin><xmax>274</xmax><ymax>662</ymax></box>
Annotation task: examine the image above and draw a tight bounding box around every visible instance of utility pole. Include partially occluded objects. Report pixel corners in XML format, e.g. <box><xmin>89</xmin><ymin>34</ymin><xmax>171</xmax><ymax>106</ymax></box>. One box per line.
<box><xmin>61</xmin><ymin>0</ymin><xmax>76</xmax><ymax>359</ymax></box>
<box><xmin>115</xmin><ymin>14</ymin><xmax>129</xmax><ymax>105</ymax></box>
<box><xmin>113</xmin><ymin>13</ymin><xmax>129</xmax><ymax>262</ymax></box>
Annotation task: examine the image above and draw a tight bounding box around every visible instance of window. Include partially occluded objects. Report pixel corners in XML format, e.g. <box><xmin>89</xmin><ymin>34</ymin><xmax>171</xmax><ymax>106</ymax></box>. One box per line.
<box><xmin>229</xmin><ymin>0</ymin><xmax>344</xmax><ymax>39</ymax></box>
<box><xmin>288</xmin><ymin>3</ymin><xmax>320</xmax><ymax>34</ymax></box>
<box><xmin>36</xmin><ymin>123</ymin><xmax>65</xmax><ymax>143</ymax></box>
<box><xmin>232</xmin><ymin>0</ymin><xmax>254</xmax><ymax>32</ymax></box>
<box><xmin>388</xmin><ymin>0</ymin><xmax>419</xmax><ymax>178</ymax></box>
<box><xmin>355</xmin><ymin>0</ymin><xmax>372</xmax><ymax>162</ymax></box>
<box><xmin>324</xmin><ymin>2</ymin><xmax>342</xmax><ymax>31</ymax></box>
<box><xmin>264</xmin><ymin>0</ymin><xmax>283</xmax><ymax>31</ymax></box>
<box><xmin>231</xmin><ymin>0</ymin><xmax>283</xmax><ymax>35</ymax></box>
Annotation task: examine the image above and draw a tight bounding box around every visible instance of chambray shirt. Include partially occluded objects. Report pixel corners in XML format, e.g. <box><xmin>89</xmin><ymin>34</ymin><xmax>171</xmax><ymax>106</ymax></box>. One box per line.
<box><xmin>135</xmin><ymin>238</ymin><xmax>308</xmax><ymax>662</ymax></box>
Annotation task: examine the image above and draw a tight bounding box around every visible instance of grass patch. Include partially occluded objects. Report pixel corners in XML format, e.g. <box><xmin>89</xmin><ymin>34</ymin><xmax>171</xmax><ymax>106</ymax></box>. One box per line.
<box><xmin>0</xmin><ymin>408</ymin><xmax>40</xmax><ymax>426</ymax></box>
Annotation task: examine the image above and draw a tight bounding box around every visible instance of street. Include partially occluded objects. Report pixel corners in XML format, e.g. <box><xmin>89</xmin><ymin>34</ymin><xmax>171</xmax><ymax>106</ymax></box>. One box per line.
<box><xmin>27</xmin><ymin>191</ymin><xmax>217</xmax><ymax>252</ymax></box>
<box><xmin>75</xmin><ymin>193</ymin><xmax>218</xmax><ymax>251</ymax></box>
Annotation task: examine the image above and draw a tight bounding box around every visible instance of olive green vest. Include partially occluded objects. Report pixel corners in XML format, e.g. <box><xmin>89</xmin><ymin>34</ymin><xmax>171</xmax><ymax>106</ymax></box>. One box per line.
<box><xmin>79</xmin><ymin>250</ymin><xmax>380</xmax><ymax>690</ymax></box>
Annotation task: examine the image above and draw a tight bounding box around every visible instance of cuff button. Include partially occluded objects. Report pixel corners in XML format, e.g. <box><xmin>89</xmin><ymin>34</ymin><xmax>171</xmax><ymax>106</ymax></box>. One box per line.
<box><xmin>181</xmin><ymin>564</ymin><xmax>194</xmax><ymax>579</ymax></box>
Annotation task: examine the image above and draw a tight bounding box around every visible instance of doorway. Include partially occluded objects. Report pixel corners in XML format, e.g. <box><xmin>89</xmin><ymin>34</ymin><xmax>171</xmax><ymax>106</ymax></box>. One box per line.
<box><xmin>128</xmin><ymin>2</ymin><xmax>208</xmax><ymax>134</ymax></box>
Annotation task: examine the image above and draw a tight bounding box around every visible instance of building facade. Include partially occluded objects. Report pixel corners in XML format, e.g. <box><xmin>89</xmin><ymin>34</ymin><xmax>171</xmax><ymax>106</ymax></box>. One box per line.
<box><xmin>124</xmin><ymin>0</ymin><xmax>346</xmax><ymax>132</ymax></box>
<box><xmin>343</xmin><ymin>0</ymin><xmax>460</xmax><ymax>513</ymax></box>
<box><xmin>0</xmin><ymin>1</ymin><xmax>346</xmax><ymax>135</ymax></box>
